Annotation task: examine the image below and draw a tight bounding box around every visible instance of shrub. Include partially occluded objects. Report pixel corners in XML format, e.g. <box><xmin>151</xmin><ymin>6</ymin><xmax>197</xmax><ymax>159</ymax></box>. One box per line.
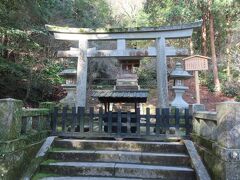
<box><xmin>222</xmin><ymin>81</ymin><xmax>240</xmax><ymax>97</ymax></box>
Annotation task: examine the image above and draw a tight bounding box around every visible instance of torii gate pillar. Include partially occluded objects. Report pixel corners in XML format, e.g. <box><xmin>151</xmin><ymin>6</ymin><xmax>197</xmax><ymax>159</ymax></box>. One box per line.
<box><xmin>76</xmin><ymin>39</ymin><xmax>88</xmax><ymax>107</ymax></box>
<box><xmin>156</xmin><ymin>37</ymin><xmax>169</xmax><ymax>108</ymax></box>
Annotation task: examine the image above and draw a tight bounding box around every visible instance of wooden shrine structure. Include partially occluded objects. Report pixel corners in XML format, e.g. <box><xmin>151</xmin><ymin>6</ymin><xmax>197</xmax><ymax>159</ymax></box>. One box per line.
<box><xmin>46</xmin><ymin>21</ymin><xmax>202</xmax><ymax>108</ymax></box>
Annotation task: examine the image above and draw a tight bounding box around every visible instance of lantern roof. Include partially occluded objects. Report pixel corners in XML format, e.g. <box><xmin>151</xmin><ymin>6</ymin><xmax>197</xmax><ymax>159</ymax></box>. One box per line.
<box><xmin>170</xmin><ymin>62</ymin><xmax>192</xmax><ymax>79</ymax></box>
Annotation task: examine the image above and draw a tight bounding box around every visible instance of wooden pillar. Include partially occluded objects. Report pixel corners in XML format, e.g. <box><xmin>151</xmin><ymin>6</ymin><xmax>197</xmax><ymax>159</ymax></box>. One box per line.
<box><xmin>156</xmin><ymin>37</ymin><xmax>169</xmax><ymax>108</ymax></box>
<box><xmin>76</xmin><ymin>39</ymin><xmax>88</xmax><ymax>107</ymax></box>
<box><xmin>190</xmin><ymin>38</ymin><xmax>200</xmax><ymax>104</ymax></box>
<box><xmin>134</xmin><ymin>103</ymin><xmax>137</xmax><ymax>113</ymax></box>
<box><xmin>195</xmin><ymin>71</ymin><xmax>201</xmax><ymax>104</ymax></box>
<box><xmin>104</xmin><ymin>103</ymin><xmax>107</xmax><ymax>113</ymax></box>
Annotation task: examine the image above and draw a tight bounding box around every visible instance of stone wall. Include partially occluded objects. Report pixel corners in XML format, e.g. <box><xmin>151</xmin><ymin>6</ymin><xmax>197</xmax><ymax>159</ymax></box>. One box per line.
<box><xmin>0</xmin><ymin>99</ymin><xmax>54</xmax><ymax>180</ymax></box>
<box><xmin>191</xmin><ymin>102</ymin><xmax>240</xmax><ymax>180</ymax></box>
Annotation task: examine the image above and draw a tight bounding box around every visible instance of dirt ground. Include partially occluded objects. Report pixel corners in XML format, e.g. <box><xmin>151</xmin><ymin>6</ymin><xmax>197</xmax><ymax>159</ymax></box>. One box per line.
<box><xmin>145</xmin><ymin>79</ymin><xmax>234</xmax><ymax>112</ymax></box>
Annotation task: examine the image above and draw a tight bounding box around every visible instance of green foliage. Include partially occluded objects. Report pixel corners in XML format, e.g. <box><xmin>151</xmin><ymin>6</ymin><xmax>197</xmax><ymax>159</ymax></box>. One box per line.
<box><xmin>200</xmin><ymin>67</ymin><xmax>240</xmax><ymax>98</ymax></box>
<box><xmin>0</xmin><ymin>0</ymin><xmax>58</xmax><ymax>28</ymax></box>
<box><xmin>0</xmin><ymin>57</ymin><xmax>26</xmax><ymax>75</ymax></box>
<box><xmin>73</xmin><ymin>0</ymin><xmax>112</xmax><ymax>27</ymax></box>
<box><xmin>144</xmin><ymin>0</ymin><xmax>201</xmax><ymax>26</ymax></box>
<box><xmin>222</xmin><ymin>81</ymin><xmax>240</xmax><ymax>97</ymax></box>
<box><xmin>0</xmin><ymin>0</ymin><xmax>114</xmax><ymax>105</ymax></box>
<box><xmin>236</xmin><ymin>96</ymin><xmax>240</xmax><ymax>102</ymax></box>
<box><xmin>137</xmin><ymin>58</ymin><xmax>157</xmax><ymax>88</ymax></box>
<box><xmin>42</xmin><ymin>62</ymin><xmax>64</xmax><ymax>84</ymax></box>
<box><xmin>0</xmin><ymin>28</ymin><xmax>42</xmax><ymax>57</ymax></box>
<box><xmin>0</xmin><ymin>26</ymin><xmax>65</xmax><ymax>105</ymax></box>
<box><xmin>199</xmin><ymin>72</ymin><xmax>213</xmax><ymax>92</ymax></box>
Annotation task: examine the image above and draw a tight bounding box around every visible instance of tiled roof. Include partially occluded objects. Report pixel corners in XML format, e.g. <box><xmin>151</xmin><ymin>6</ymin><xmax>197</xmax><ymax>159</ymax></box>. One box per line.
<box><xmin>92</xmin><ymin>90</ymin><xmax>148</xmax><ymax>103</ymax></box>
<box><xmin>92</xmin><ymin>90</ymin><xmax>148</xmax><ymax>98</ymax></box>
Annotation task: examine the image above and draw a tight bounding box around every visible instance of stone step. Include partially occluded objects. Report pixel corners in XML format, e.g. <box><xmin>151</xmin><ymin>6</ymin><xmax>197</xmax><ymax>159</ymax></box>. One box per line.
<box><xmin>40</xmin><ymin>162</ymin><xmax>195</xmax><ymax>179</ymax></box>
<box><xmin>48</xmin><ymin>150</ymin><xmax>190</xmax><ymax>166</ymax></box>
<box><xmin>53</xmin><ymin>139</ymin><xmax>186</xmax><ymax>153</ymax></box>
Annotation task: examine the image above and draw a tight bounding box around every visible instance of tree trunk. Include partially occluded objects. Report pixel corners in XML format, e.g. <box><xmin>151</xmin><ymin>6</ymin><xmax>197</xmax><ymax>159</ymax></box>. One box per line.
<box><xmin>226</xmin><ymin>15</ymin><xmax>232</xmax><ymax>82</ymax></box>
<box><xmin>209</xmin><ymin>11</ymin><xmax>221</xmax><ymax>92</ymax></box>
<box><xmin>201</xmin><ymin>13</ymin><xmax>207</xmax><ymax>56</ymax></box>
<box><xmin>24</xmin><ymin>69</ymin><xmax>33</xmax><ymax>103</ymax></box>
<box><xmin>2</xmin><ymin>34</ymin><xmax>9</xmax><ymax>58</ymax></box>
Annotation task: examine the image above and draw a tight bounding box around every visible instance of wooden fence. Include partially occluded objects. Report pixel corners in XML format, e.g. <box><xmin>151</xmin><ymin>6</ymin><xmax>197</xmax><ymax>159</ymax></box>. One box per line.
<box><xmin>51</xmin><ymin>107</ymin><xmax>192</xmax><ymax>140</ymax></box>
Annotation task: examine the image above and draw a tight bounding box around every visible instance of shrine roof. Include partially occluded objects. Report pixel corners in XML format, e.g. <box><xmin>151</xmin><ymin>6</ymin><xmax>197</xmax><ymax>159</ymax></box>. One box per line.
<box><xmin>46</xmin><ymin>21</ymin><xmax>202</xmax><ymax>34</ymax></box>
<box><xmin>92</xmin><ymin>90</ymin><xmax>148</xmax><ymax>103</ymax></box>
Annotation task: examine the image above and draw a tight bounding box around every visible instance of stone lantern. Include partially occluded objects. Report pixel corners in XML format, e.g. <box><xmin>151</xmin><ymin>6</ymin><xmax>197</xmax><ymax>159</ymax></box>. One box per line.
<box><xmin>170</xmin><ymin>62</ymin><xmax>192</xmax><ymax>108</ymax></box>
<box><xmin>59</xmin><ymin>69</ymin><xmax>77</xmax><ymax>107</ymax></box>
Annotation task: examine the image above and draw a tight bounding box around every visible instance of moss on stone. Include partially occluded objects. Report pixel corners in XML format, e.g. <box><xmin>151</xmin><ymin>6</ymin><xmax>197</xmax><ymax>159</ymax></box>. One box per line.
<box><xmin>32</xmin><ymin>173</ymin><xmax>60</xmax><ymax>180</ymax></box>
<box><xmin>0</xmin><ymin>138</ymin><xmax>46</xmax><ymax>180</ymax></box>
<box><xmin>192</xmin><ymin>133</ymin><xmax>230</xmax><ymax>179</ymax></box>
<box><xmin>195</xmin><ymin>144</ymin><xmax>225</xmax><ymax>180</ymax></box>
<box><xmin>49</xmin><ymin>147</ymin><xmax>68</xmax><ymax>152</ymax></box>
<box><xmin>0</xmin><ymin>131</ymin><xmax>49</xmax><ymax>154</ymax></box>
<box><xmin>191</xmin><ymin>133</ymin><xmax>215</xmax><ymax>151</ymax></box>
<box><xmin>0</xmin><ymin>99</ymin><xmax>23</xmax><ymax>141</ymax></box>
<box><xmin>39</xmin><ymin>102</ymin><xmax>56</xmax><ymax>111</ymax></box>
<box><xmin>22</xmin><ymin>108</ymin><xmax>50</xmax><ymax>117</ymax></box>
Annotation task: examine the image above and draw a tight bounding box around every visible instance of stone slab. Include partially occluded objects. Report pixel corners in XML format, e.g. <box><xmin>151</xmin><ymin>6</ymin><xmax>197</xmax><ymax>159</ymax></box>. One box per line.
<box><xmin>40</xmin><ymin>162</ymin><xmax>115</xmax><ymax>177</ymax></box>
<box><xmin>48</xmin><ymin>150</ymin><xmax>190</xmax><ymax>166</ymax></box>
<box><xmin>53</xmin><ymin>139</ymin><xmax>186</xmax><ymax>153</ymax></box>
<box><xmin>216</xmin><ymin>102</ymin><xmax>240</xmax><ymax>149</ymax></box>
<box><xmin>184</xmin><ymin>140</ymin><xmax>211</xmax><ymax>180</ymax></box>
<box><xmin>0</xmin><ymin>98</ymin><xmax>23</xmax><ymax>140</ymax></box>
<box><xmin>115</xmin><ymin>163</ymin><xmax>194</xmax><ymax>179</ymax></box>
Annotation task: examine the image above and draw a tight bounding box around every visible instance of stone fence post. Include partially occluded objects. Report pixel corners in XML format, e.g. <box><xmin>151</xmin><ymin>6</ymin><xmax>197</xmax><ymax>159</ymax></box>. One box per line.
<box><xmin>192</xmin><ymin>101</ymin><xmax>240</xmax><ymax>180</ymax></box>
<box><xmin>215</xmin><ymin>102</ymin><xmax>240</xmax><ymax>180</ymax></box>
<box><xmin>0</xmin><ymin>98</ymin><xmax>23</xmax><ymax>141</ymax></box>
<box><xmin>216</xmin><ymin>102</ymin><xmax>240</xmax><ymax>149</ymax></box>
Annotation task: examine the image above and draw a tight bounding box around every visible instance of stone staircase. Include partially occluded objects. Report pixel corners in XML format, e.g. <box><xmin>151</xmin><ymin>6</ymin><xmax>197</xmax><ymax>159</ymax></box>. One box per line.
<box><xmin>33</xmin><ymin>139</ymin><xmax>198</xmax><ymax>179</ymax></box>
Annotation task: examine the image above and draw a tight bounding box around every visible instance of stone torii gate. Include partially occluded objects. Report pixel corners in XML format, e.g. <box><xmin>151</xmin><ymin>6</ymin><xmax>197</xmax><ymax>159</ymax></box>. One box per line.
<box><xmin>46</xmin><ymin>21</ymin><xmax>201</xmax><ymax>108</ymax></box>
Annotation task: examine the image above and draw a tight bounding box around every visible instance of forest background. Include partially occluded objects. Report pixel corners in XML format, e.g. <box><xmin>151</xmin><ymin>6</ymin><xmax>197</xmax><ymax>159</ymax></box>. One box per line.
<box><xmin>0</xmin><ymin>0</ymin><xmax>239</xmax><ymax>106</ymax></box>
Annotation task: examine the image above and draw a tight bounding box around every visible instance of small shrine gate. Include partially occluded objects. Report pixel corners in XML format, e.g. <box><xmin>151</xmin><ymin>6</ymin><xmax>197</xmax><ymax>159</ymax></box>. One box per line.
<box><xmin>46</xmin><ymin>21</ymin><xmax>201</xmax><ymax>108</ymax></box>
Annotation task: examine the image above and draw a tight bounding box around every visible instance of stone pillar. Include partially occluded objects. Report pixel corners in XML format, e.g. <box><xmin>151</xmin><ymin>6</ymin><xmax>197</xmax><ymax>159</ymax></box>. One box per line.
<box><xmin>117</xmin><ymin>39</ymin><xmax>126</xmax><ymax>58</ymax></box>
<box><xmin>0</xmin><ymin>98</ymin><xmax>23</xmax><ymax>140</ymax></box>
<box><xmin>76</xmin><ymin>39</ymin><xmax>88</xmax><ymax>107</ymax></box>
<box><xmin>216</xmin><ymin>102</ymin><xmax>240</xmax><ymax>179</ymax></box>
<box><xmin>117</xmin><ymin>39</ymin><xmax>126</xmax><ymax>51</ymax></box>
<box><xmin>156</xmin><ymin>37</ymin><xmax>169</xmax><ymax>108</ymax></box>
<box><xmin>216</xmin><ymin>102</ymin><xmax>240</xmax><ymax>149</ymax></box>
<box><xmin>191</xmin><ymin>101</ymin><xmax>240</xmax><ymax>179</ymax></box>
